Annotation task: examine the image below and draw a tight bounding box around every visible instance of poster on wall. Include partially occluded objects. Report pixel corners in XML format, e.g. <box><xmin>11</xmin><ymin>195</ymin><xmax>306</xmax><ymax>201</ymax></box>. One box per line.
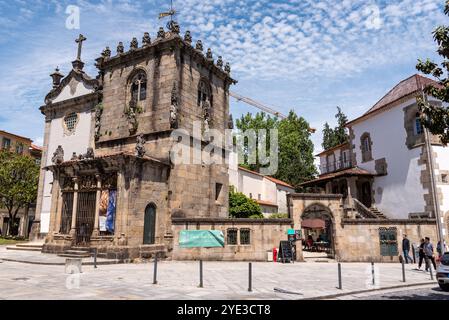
<box><xmin>99</xmin><ymin>190</ymin><xmax>109</xmax><ymax>232</ymax></box>
<box><xmin>179</xmin><ymin>230</ymin><xmax>225</xmax><ymax>248</ymax></box>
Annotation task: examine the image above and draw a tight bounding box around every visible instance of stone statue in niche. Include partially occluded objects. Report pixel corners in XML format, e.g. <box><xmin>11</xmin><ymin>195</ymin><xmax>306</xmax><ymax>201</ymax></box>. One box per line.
<box><xmin>136</xmin><ymin>134</ymin><xmax>146</xmax><ymax>158</ymax></box>
<box><xmin>51</xmin><ymin>146</ymin><xmax>64</xmax><ymax>164</ymax></box>
<box><xmin>202</xmin><ymin>98</ymin><xmax>211</xmax><ymax>132</ymax></box>
<box><xmin>170</xmin><ymin>82</ymin><xmax>179</xmax><ymax>129</ymax></box>
<box><xmin>228</xmin><ymin>114</ymin><xmax>234</xmax><ymax>130</ymax></box>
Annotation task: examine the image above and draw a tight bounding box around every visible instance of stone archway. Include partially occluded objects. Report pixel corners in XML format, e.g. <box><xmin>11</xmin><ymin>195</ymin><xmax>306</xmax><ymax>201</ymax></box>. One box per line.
<box><xmin>301</xmin><ymin>203</ymin><xmax>336</xmax><ymax>259</ymax></box>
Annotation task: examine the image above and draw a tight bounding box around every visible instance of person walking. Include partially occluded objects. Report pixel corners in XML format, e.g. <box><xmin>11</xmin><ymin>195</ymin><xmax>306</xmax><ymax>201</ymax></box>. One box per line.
<box><xmin>417</xmin><ymin>238</ymin><xmax>426</xmax><ymax>271</ymax></box>
<box><xmin>402</xmin><ymin>234</ymin><xmax>413</xmax><ymax>264</ymax></box>
<box><xmin>424</xmin><ymin>237</ymin><xmax>437</xmax><ymax>271</ymax></box>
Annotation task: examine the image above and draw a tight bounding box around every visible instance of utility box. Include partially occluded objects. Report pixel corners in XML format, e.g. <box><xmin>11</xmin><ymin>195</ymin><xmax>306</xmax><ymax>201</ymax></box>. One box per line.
<box><xmin>267</xmin><ymin>250</ymin><xmax>273</xmax><ymax>262</ymax></box>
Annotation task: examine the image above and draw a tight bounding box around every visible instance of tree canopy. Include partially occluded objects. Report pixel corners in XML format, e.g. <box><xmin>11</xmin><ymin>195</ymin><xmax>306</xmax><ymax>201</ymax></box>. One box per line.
<box><xmin>321</xmin><ymin>107</ymin><xmax>349</xmax><ymax>150</ymax></box>
<box><xmin>236</xmin><ymin>110</ymin><xmax>317</xmax><ymax>191</ymax></box>
<box><xmin>0</xmin><ymin>151</ymin><xmax>39</xmax><ymax>236</ymax></box>
<box><xmin>416</xmin><ymin>0</ymin><xmax>449</xmax><ymax>145</ymax></box>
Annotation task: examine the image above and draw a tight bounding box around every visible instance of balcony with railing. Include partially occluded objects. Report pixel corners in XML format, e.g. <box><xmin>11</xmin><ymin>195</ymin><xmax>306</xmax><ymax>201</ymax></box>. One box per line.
<box><xmin>319</xmin><ymin>159</ymin><xmax>353</xmax><ymax>175</ymax></box>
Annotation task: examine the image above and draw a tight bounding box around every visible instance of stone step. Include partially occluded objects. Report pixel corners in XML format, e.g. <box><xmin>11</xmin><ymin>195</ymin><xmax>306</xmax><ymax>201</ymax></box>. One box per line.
<box><xmin>6</xmin><ymin>246</ymin><xmax>42</xmax><ymax>252</ymax></box>
<box><xmin>58</xmin><ymin>253</ymin><xmax>91</xmax><ymax>258</ymax></box>
<box><xmin>15</xmin><ymin>244</ymin><xmax>44</xmax><ymax>249</ymax></box>
<box><xmin>65</xmin><ymin>250</ymin><xmax>92</xmax><ymax>255</ymax></box>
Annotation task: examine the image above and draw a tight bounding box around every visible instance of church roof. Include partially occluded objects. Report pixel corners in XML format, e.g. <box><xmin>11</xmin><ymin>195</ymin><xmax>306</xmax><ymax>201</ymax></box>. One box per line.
<box><xmin>346</xmin><ymin>74</ymin><xmax>439</xmax><ymax>127</ymax></box>
<box><xmin>300</xmin><ymin>167</ymin><xmax>375</xmax><ymax>186</ymax></box>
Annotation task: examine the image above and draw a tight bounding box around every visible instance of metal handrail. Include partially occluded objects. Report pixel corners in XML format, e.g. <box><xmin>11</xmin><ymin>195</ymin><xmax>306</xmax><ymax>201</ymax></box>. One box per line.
<box><xmin>353</xmin><ymin>198</ymin><xmax>378</xmax><ymax>219</ymax></box>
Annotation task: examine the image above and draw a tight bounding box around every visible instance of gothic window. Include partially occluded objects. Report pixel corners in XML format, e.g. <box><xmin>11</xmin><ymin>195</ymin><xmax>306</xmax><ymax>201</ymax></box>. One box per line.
<box><xmin>360</xmin><ymin>132</ymin><xmax>373</xmax><ymax>163</ymax></box>
<box><xmin>240</xmin><ymin>228</ymin><xmax>251</xmax><ymax>245</ymax></box>
<box><xmin>63</xmin><ymin>112</ymin><xmax>79</xmax><ymax>135</ymax></box>
<box><xmin>227</xmin><ymin>228</ymin><xmax>238</xmax><ymax>245</ymax></box>
<box><xmin>415</xmin><ymin>113</ymin><xmax>424</xmax><ymax>135</ymax></box>
<box><xmin>130</xmin><ymin>71</ymin><xmax>147</xmax><ymax>102</ymax></box>
<box><xmin>197</xmin><ymin>80</ymin><xmax>212</xmax><ymax>107</ymax></box>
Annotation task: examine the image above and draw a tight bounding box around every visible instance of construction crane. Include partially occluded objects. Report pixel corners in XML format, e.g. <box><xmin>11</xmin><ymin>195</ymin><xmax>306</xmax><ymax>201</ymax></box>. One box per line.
<box><xmin>229</xmin><ymin>91</ymin><xmax>316</xmax><ymax>133</ymax></box>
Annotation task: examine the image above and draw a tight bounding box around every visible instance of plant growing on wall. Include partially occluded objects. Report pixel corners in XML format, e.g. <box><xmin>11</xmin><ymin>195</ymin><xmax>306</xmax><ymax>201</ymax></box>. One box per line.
<box><xmin>416</xmin><ymin>0</ymin><xmax>449</xmax><ymax>145</ymax></box>
<box><xmin>229</xmin><ymin>186</ymin><xmax>263</xmax><ymax>219</ymax></box>
<box><xmin>0</xmin><ymin>151</ymin><xmax>39</xmax><ymax>236</ymax></box>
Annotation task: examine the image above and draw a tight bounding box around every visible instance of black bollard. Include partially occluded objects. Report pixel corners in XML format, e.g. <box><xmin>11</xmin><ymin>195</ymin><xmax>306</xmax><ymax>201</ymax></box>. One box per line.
<box><xmin>429</xmin><ymin>262</ymin><xmax>434</xmax><ymax>280</ymax></box>
<box><xmin>337</xmin><ymin>263</ymin><xmax>342</xmax><ymax>290</ymax></box>
<box><xmin>371</xmin><ymin>262</ymin><xmax>375</xmax><ymax>286</ymax></box>
<box><xmin>153</xmin><ymin>255</ymin><xmax>158</xmax><ymax>285</ymax></box>
<box><xmin>402</xmin><ymin>257</ymin><xmax>406</xmax><ymax>282</ymax></box>
<box><xmin>412</xmin><ymin>244</ymin><xmax>416</xmax><ymax>264</ymax></box>
<box><xmin>248</xmin><ymin>263</ymin><xmax>252</xmax><ymax>292</ymax></box>
<box><xmin>199</xmin><ymin>260</ymin><xmax>203</xmax><ymax>288</ymax></box>
<box><xmin>94</xmin><ymin>248</ymin><xmax>98</xmax><ymax>269</ymax></box>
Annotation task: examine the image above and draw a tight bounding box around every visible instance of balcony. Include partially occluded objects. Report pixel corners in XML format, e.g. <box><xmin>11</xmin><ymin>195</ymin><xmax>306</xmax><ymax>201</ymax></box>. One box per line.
<box><xmin>320</xmin><ymin>159</ymin><xmax>353</xmax><ymax>175</ymax></box>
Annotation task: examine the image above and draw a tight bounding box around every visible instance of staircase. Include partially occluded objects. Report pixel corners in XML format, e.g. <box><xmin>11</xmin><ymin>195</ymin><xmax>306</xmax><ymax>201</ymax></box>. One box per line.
<box><xmin>369</xmin><ymin>207</ymin><xmax>388</xmax><ymax>219</ymax></box>
<box><xmin>6</xmin><ymin>243</ymin><xmax>43</xmax><ymax>252</ymax></box>
<box><xmin>58</xmin><ymin>247</ymin><xmax>92</xmax><ymax>258</ymax></box>
<box><xmin>353</xmin><ymin>199</ymin><xmax>388</xmax><ymax>219</ymax></box>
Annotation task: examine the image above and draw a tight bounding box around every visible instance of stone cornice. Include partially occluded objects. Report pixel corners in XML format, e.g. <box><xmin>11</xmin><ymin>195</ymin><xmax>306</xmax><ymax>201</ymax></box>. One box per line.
<box><xmin>96</xmin><ymin>35</ymin><xmax>237</xmax><ymax>85</ymax></box>
<box><xmin>288</xmin><ymin>193</ymin><xmax>343</xmax><ymax>199</ymax></box>
<box><xmin>171</xmin><ymin>217</ymin><xmax>293</xmax><ymax>225</ymax></box>
<box><xmin>40</xmin><ymin>91</ymin><xmax>100</xmax><ymax>116</ymax></box>
<box><xmin>341</xmin><ymin>218</ymin><xmax>436</xmax><ymax>225</ymax></box>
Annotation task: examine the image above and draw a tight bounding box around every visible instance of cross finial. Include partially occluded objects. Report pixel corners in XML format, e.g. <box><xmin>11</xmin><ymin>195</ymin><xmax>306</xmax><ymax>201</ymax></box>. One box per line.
<box><xmin>75</xmin><ymin>34</ymin><xmax>87</xmax><ymax>61</ymax></box>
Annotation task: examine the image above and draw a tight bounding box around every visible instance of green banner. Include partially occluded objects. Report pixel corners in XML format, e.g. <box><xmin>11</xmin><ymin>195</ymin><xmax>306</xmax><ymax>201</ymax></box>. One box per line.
<box><xmin>179</xmin><ymin>230</ymin><xmax>225</xmax><ymax>248</ymax></box>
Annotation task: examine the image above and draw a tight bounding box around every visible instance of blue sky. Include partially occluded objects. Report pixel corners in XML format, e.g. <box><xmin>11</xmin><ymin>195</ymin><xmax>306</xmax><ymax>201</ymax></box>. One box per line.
<box><xmin>0</xmin><ymin>0</ymin><xmax>446</xmax><ymax>153</ymax></box>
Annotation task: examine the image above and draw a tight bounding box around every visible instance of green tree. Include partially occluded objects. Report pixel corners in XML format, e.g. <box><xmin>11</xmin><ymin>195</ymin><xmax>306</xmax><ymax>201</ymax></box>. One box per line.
<box><xmin>321</xmin><ymin>107</ymin><xmax>349</xmax><ymax>150</ymax></box>
<box><xmin>236</xmin><ymin>112</ymin><xmax>278</xmax><ymax>172</ymax></box>
<box><xmin>0</xmin><ymin>151</ymin><xmax>39</xmax><ymax>236</ymax></box>
<box><xmin>275</xmin><ymin>111</ymin><xmax>317</xmax><ymax>190</ymax></box>
<box><xmin>416</xmin><ymin>0</ymin><xmax>449</xmax><ymax>144</ymax></box>
<box><xmin>229</xmin><ymin>187</ymin><xmax>263</xmax><ymax>218</ymax></box>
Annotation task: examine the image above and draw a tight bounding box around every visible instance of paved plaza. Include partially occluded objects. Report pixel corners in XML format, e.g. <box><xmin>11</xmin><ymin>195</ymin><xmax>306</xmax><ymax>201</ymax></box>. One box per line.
<box><xmin>0</xmin><ymin>246</ymin><xmax>437</xmax><ymax>300</ymax></box>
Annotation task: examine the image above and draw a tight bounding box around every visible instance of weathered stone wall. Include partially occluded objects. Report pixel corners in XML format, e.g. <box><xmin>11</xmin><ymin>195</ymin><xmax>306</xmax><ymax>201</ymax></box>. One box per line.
<box><xmin>171</xmin><ymin>218</ymin><xmax>293</xmax><ymax>261</ymax></box>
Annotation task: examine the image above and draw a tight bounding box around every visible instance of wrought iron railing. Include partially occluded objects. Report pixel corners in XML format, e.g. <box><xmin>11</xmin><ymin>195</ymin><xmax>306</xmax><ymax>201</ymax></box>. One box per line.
<box><xmin>320</xmin><ymin>159</ymin><xmax>353</xmax><ymax>174</ymax></box>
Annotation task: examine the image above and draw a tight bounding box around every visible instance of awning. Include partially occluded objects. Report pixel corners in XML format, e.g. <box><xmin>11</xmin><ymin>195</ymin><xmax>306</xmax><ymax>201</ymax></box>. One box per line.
<box><xmin>301</xmin><ymin>219</ymin><xmax>325</xmax><ymax>229</ymax></box>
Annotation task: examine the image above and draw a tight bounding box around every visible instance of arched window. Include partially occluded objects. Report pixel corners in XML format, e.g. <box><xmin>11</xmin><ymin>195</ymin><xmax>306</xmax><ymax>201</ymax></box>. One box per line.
<box><xmin>415</xmin><ymin>113</ymin><xmax>424</xmax><ymax>135</ymax></box>
<box><xmin>130</xmin><ymin>71</ymin><xmax>147</xmax><ymax>102</ymax></box>
<box><xmin>143</xmin><ymin>203</ymin><xmax>156</xmax><ymax>245</ymax></box>
<box><xmin>197</xmin><ymin>80</ymin><xmax>212</xmax><ymax>107</ymax></box>
<box><xmin>360</xmin><ymin>132</ymin><xmax>373</xmax><ymax>163</ymax></box>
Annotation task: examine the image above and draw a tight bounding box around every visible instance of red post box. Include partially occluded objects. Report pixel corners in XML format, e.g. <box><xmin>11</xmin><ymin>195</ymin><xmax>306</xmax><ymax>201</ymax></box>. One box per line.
<box><xmin>273</xmin><ymin>248</ymin><xmax>278</xmax><ymax>262</ymax></box>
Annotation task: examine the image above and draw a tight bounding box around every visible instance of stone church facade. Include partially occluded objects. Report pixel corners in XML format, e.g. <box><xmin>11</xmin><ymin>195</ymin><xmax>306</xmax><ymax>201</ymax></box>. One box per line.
<box><xmin>33</xmin><ymin>25</ymin><xmax>292</xmax><ymax>260</ymax></box>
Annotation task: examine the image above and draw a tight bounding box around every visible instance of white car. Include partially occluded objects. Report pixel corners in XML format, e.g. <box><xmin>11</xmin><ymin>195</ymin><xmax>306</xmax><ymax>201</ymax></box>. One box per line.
<box><xmin>436</xmin><ymin>252</ymin><xmax>449</xmax><ymax>292</ymax></box>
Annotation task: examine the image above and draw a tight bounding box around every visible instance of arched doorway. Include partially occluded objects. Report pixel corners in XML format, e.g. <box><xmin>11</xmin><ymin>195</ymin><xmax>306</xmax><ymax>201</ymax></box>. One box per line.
<box><xmin>360</xmin><ymin>181</ymin><xmax>372</xmax><ymax>208</ymax></box>
<box><xmin>143</xmin><ymin>203</ymin><xmax>156</xmax><ymax>245</ymax></box>
<box><xmin>301</xmin><ymin>203</ymin><xmax>335</xmax><ymax>259</ymax></box>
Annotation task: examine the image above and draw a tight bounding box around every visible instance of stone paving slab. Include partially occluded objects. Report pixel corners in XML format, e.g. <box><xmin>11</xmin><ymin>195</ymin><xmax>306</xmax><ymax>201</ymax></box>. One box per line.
<box><xmin>0</xmin><ymin>251</ymin><xmax>437</xmax><ymax>300</ymax></box>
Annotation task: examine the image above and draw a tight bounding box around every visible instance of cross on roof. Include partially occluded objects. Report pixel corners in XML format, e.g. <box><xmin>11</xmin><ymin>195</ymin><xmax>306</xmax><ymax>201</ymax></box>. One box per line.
<box><xmin>75</xmin><ymin>34</ymin><xmax>87</xmax><ymax>61</ymax></box>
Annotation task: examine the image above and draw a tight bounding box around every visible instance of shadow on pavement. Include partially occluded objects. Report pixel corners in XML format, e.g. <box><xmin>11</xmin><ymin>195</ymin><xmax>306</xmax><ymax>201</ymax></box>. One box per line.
<box><xmin>369</xmin><ymin>287</ymin><xmax>449</xmax><ymax>300</ymax></box>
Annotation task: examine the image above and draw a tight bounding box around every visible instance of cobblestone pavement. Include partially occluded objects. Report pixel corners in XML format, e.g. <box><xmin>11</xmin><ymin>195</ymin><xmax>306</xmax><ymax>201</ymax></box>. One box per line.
<box><xmin>0</xmin><ymin>248</ymin><xmax>437</xmax><ymax>300</ymax></box>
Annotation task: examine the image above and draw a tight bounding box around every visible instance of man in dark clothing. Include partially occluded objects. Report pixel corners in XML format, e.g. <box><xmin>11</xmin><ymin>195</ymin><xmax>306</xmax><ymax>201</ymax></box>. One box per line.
<box><xmin>402</xmin><ymin>234</ymin><xmax>413</xmax><ymax>264</ymax></box>
<box><xmin>424</xmin><ymin>237</ymin><xmax>437</xmax><ymax>270</ymax></box>
<box><xmin>418</xmin><ymin>238</ymin><xmax>426</xmax><ymax>270</ymax></box>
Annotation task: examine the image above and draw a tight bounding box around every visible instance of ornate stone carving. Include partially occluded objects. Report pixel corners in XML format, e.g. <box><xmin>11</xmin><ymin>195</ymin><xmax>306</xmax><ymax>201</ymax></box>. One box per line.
<box><xmin>130</xmin><ymin>37</ymin><xmax>138</xmax><ymax>50</ymax></box>
<box><xmin>142</xmin><ymin>32</ymin><xmax>151</xmax><ymax>46</ymax></box>
<box><xmin>157</xmin><ymin>27</ymin><xmax>166</xmax><ymax>39</ymax></box>
<box><xmin>71</xmin><ymin>152</ymin><xmax>78</xmax><ymax>161</ymax></box>
<box><xmin>102</xmin><ymin>47</ymin><xmax>111</xmax><ymax>59</ymax></box>
<box><xmin>184</xmin><ymin>31</ymin><xmax>192</xmax><ymax>45</ymax></box>
<box><xmin>51</xmin><ymin>146</ymin><xmax>64</xmax><ymax>165</ymax></box>
<box><xmin>117</xmin><ymin>42</ymin><xmax>124</xmax><ymax>55</ymax></box>
<box><xmin>224</xmin><ymin>62</ymin><xmax>231</xmax><ymax>74</ymax></box>
<box><xmin>168</xmin><ymin>21</ymin><xmax>180</xmax><ymax>35</ymax></box>
<box><xmin>216</xmin><ymin>56</ymin><xmax>223</xmax><ymax>69</ymax></box>
<box><xmin>78</xmin><ymin>147</ymin><xmax>94</xmax><ymax>160</ymax></box>
<box><xmin>206</xmin><ymin>48</ymin><xmax>213</xmax><ymax>62</ymax></box>
<box><xmin>102</xmin><ymin>173</ymin><xmax>118</xmax><ymax>189</ymax></box>
<box><xmin>228</xmin><ymin>114</ymin><xmax>234</xmax><ymax>130</ymax></box>
<box><xmin>195</xmin><ymin>40</ymin><xmax>203</xmax><ymax>51</ymax></box>
<box><xmin>125</xmin><ymin>99</ymin><xmax>142</xmax><ymax>135</ymax></box>
<box><xmin>94</xmin><ymin>102</ymin><xmax>103</xmax><ymax>141</ymax></box>
<box><xmin>170</xmin><ymin>82</ymin><xmax>179</xmax><ymax>129</ymax></box>
<box><xmin>61</xmin><ymin>177</ymin><xmax>75</xmax><ymax>191</ymax></box>
<box><xmin>202</xmin><ymin>98</ymin><xmax>211</xmax><ymax>132</ymax></box>
<box><xmin>79</xmin><ymin>175</ymin><xmax>97</xmax><ymax>190</ymax></box>
<box><xmin>136</xmin><ymin>134</ymin><xmax>146</xmax><ymax>158</ymax></box>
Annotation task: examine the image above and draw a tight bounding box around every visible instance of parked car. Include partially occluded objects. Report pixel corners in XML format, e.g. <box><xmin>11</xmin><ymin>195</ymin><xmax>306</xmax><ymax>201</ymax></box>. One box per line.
<box><xmin>436</xmin><ymin>252</ymin><xmax>449</xmax><ymax>292</ymax></box>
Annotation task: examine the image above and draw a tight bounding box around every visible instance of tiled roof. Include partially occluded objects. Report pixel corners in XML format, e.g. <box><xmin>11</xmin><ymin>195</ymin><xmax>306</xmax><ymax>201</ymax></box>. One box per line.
<box><xmin>0</xmin><ymin>130</ymin><xmax>32</xmax><ymax>142</ymax></box>
<box><xmin>265</xmin><ymin>176</ymin><xmax>294</xmax><ymax>189</ymax></box>
<box><xmin>302</xmin><ymin>219</ymin><xmax>325</xmax><ymax>229</ymax></box>
<box><xmin>347</xmin><ymin>74</ymin><xmax>439</xmax><ymax>126</ymax></box>
<box><xmin>255</xmin><ymin>199</ymin><xmax>278</xmax><ymax>207</ymax></box>
<box><xmin>300</xmin><ymin>167</ymin><xmax>375</xmax><ymax>186</ymax></box>
<box><xmin>315</xmin><ymin>142</ymin><xmax>350</xmax><ymax>157</ymax></box>
<box><xmin>30</xmin><ymin>144</ymin><xmax>43</xmax><ymax>151</ymax></box>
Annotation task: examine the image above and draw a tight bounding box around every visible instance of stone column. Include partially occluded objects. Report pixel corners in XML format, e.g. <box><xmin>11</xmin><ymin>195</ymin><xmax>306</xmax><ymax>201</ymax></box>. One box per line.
<box><xmin>92</xmin><ymin>174</ymin><xmax>102</xmax><ymax>237</ymax></box>
<box><xmin>69</xmin><ymin>178</ymin><xmax>79</xmax><ymax>238</ymax></box>
<box><xmin>54</xmin><ymin>182</ymin><xmax>64</xmax><ymax>234</ymax></box>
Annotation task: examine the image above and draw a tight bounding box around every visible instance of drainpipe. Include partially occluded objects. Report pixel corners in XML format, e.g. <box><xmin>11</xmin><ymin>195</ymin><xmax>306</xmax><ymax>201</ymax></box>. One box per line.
<box><xmin>421</xmin><ymin>89</ymin><xmax>444</xmax><ymax>251</ymax></box>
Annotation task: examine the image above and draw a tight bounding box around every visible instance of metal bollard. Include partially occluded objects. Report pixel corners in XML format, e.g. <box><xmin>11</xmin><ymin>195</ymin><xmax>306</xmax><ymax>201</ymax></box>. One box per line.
<box><xmin>337</xmin><ymin>263</ymin><xmax>342</xmax><ymax>290</ymax></box>
<box><xmin>401</xmin><ymin>257</ymin><xmax>406</xmax><ymax>282</ymax></box>
<box><xmin>412</xmin><ymin>245</ymin><xmax>416</xmax><ymax>264</ymax></box>
<box><xmin>199</xmin><ymin>260</ymin><xmax>203</xmax><ymax>288</ymax></box>
<box><xmin>371</xmin><ymin>262</ymin><xmax>375</xmax><ymax>286</ymax></box>
<box><xmin>248</xmin><ymin>263</ymin><xmax>252</xmax><ymax>292</ymax></box>
<box><xmin>429</xmin><ymin>262</ymin><xmax>434</xmax><ymax>280</ymax></box>
<box><xmin>153</xmin><ymin>255</ymin><xmax>158</xmax><ymax>285</ymax></box>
